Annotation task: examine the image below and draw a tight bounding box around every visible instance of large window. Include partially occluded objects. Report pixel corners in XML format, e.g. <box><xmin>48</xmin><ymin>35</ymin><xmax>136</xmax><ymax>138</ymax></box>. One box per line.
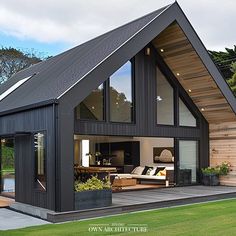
<box><xmin>76</xmin><ymin>84</ymin><xmax>104</xmax><ymax>121</ymax></box>
<box><xmin>34</xmin><ymin>132</ymin><xmax>46</xmax><ymax>191</ymax></box>
<box><xmin>179</xmin><ymin>140</ymin><xmax>198</xmax><ymax>184</ymax></box>
<box><xmin>109</xmin><ymin>61</ymin><xmax>133</xmax><ymax>123</ymax></box>
<box><xmin>179</xmin><ymin>98</ymin><xmax>197</xmax><ymax>127</ymax></box>
<box><xmin>0</xmin><ymin>138</ymin><xmax>15</xmax><ymax>196</ymax></box>
<box><xmin>156</xmin><ymin>67</ymin><xmax>174</xmax><ymax>125</ymax></box>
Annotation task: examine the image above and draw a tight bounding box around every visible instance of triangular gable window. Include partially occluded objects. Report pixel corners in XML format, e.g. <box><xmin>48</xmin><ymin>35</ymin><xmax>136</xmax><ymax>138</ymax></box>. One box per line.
<box><xmin>179</xmin><ymin>98</ymin><xmax>197</xmax><ymax>127</ymax></box>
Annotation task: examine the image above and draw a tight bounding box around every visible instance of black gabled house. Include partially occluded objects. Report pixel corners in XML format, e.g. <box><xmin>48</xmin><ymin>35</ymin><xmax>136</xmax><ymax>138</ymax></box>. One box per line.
<box><xmin>0</xmin><ymin>2</ymin><xmax>235</xmax><ymax>212</ymax></box>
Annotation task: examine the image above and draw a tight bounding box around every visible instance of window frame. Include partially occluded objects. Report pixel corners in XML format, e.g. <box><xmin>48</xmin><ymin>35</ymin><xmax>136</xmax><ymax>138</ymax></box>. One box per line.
<box><xmin>33</xmin><ymin>131</ymin><xmax>47</xmax><ymax>192</ymax></box>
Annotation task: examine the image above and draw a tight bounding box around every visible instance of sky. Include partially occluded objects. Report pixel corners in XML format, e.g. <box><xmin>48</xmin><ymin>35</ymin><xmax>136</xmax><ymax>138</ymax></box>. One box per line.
<box><xmin>0</xmin><ymin>0</ymin><xmax>235</xmax><ymax>57</ymax></box>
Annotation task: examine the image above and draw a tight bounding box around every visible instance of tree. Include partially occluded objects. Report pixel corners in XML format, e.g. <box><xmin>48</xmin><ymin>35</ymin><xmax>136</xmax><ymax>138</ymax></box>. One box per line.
<box><xmin>0</xmin><ymin>47</ymin><xmax>42</xmax><ymax>84</ymax></box>
<box><xmin>209</xmin><ymin>46</ymin><xmax>236</xmax><ymax>79</ymax></box>
<box><xmin>209</xmin><ymin>46</ymin><xmax>236</xmax><ymax>95</ymax></box>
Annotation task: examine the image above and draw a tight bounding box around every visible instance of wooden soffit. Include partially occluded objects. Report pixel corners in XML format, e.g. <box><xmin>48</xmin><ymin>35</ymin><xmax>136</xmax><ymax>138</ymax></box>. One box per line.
<box><xmin>152</xmin><ymin>22</ymin><xmax>236</xmax><ymax>123</ymax></box>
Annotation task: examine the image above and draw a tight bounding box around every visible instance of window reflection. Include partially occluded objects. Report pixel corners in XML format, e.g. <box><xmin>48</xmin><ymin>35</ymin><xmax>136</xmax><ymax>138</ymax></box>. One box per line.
<box><xmin>34</xmin><ymin>132</ymin><xmax>46</xmax><ymax>191</ymax></box>
<box><xmin>110</xmin><ymin>61</ymin><xmax>133</xmax><ymax>122</ymax></box>
<box><xmin>76</xmin><ymin>84</ymin><xmax>104</xmax><ymax>121</ymax></box>
<box><xmin>156</xmin><ymin>67</ymin><xmax>174</xmax><ymax>125</ymax></box>
<box><xmin>179</xmin><ymin>98</ymin><xmax>197</xmax><ymax>127</ymax></box>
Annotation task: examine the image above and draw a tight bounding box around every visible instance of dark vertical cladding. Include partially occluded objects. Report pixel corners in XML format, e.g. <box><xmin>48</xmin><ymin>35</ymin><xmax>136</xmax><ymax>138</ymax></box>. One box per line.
<box><xmin>74</xmin><ymin>46</ymin><xmax>209</xmax><ymax>182</ymax></box>
<box><xmin>75</xmin><ymin>47</ymin><xmax>209</xmax><ymax>138</ymax></box>
<box><xmin>56</xmin><ymin>101</ymin><xmax>74</xmax><ymax>212</ymax></box>
<box><xmin>0</xmin><ymin>105</ymin><xmax>56</xmax><ymax>210</ymax></box>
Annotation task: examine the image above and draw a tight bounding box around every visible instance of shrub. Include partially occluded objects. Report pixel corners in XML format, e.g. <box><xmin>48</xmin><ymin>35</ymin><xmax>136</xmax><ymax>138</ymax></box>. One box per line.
<box><xmin>201</xmin><ymin>162</ymin><xmax>231</xmax><ymax>176</ymax></box>
<box><xmin>74</xmin><ymin>175</ymin><xmax>111</xmax><ymax>192</ymax></box>
<box><xmin>201</xmin><ymin>167</ymin><xmax>220</xmax><ymax>175</ymax></box>
<box><xmin>217</xmin><ymin>162</ymin><xmax>231</xmax><ymax>176</ymax></box>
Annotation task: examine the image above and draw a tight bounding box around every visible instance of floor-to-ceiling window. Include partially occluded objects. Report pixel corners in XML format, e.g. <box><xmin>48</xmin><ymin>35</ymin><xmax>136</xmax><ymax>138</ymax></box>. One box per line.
<box><xmin>179</xmin><ymin>140</ymin><xmax>198</xmax><ymax>185</ymax></box>
<box><xmin>0</xmin><ymin>138</ymin><xmax>15</xmax><ymax>197</ymax></box>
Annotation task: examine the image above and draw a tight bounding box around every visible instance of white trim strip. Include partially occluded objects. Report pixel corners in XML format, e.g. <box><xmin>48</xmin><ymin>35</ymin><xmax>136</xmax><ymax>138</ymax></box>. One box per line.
<box><xmin>37</xmin><ymin>179</ymin><xmax>46</xmax><ymax>191</ymax></box>
<box><xmin>57</xmin><ymin>3</ymin><xmax>173</xmax><ymax>99</ymax></box>
<box><xmin>0</xmin><ymin>76</ymin><xmax>32</xmax><ymax>101</ymax></box>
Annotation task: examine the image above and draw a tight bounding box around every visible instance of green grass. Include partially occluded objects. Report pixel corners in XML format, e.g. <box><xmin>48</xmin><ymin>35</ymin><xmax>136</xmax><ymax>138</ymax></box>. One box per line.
<box><xmin>2</xmin><ymin>199</ymin><xmax>236</xmax><ymax>236</ymax></box>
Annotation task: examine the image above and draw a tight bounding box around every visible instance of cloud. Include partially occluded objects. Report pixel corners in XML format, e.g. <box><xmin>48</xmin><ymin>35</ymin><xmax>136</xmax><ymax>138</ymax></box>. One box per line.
<box><xmin>0</xmin><ymin>0</ymin><xmax>235</xmax><ymax>50</ymax></box>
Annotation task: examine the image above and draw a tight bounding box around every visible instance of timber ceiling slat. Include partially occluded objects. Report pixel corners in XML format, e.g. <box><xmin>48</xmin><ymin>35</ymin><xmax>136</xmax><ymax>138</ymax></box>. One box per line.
<box><xmin>152</xmin><ymin>22</ymin><xmax>236</xmax><ymax>123</ymax></box>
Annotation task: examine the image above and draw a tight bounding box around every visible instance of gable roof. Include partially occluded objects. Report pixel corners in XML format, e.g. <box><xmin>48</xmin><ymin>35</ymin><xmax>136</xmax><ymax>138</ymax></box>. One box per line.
<box><xmin>0</xmin><ymin>2</ymin><xmax>235</xmax><ymax>121</ymax></box>
<box><xmin>0</xmin><ymin>4</ymin><xmax>170</xmax><ymax>114</ymax></box>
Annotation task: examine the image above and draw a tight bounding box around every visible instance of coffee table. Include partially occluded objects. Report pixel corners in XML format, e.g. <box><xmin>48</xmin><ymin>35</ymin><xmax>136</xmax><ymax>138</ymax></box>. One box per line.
<box><xmin>113</xmin><ymin>178</ymin><xmax>137</xmax><ymax>187</ymax></box>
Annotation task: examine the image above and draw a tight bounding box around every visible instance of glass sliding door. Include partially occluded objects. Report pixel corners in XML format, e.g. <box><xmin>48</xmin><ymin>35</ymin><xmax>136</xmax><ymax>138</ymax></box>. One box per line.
<box><xmin>0</xmin><ymin>138</ymin><xmax>15</xmax><ymax>197</ymax></box>
<box><xmin>178</xmin><ymin>140</ymin><xmax>198</xmax><ymax>185</ymax></box>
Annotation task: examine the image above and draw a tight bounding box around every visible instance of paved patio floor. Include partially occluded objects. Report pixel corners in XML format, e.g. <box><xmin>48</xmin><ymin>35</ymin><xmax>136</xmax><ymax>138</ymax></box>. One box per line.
<box><xmin>0</xmin><ymin>208</ymin><xmax>50</xmax><ymax>230</ymax></box>
<box><xmin>112</xmin><ymin>185</ymin><xmax>236</xmax><ymax>206</ymax></box>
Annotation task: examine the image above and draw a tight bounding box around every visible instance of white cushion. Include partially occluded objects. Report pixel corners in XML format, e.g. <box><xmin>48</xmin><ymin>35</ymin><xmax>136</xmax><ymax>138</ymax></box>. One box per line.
<box><xmin>111</xmin><ymin>174</ymin><xmax>132</xmax><ymax>179</ymax></box>
<box><xmin>131</xmin><ymin>174</ymin><xmax>166</xmax><ymax>180</ymax></box>
<box><xmin>131</xmin><ymin>166</ymin><xmax>144</xmax><ymax>175</ymax></box>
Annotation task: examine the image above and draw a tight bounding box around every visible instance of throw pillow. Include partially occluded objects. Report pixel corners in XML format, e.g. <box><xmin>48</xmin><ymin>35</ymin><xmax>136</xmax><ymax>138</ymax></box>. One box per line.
<box><xmin>142</xmin><ymin>166</ymin><xmax>153</xmax><ymax>175</ymax></box>
<box><xmin>146</xmin><ymin>168</ymin><xmax>153</xmax><ymax>175</ymax></box>
<box><xmin>149</xmin><ymin>168</ymin><xmax>156</xmax><ymax>176</ymax></box>
<box><xmin>156</xmin><ymin>169</ymin><xmax>166</xmax><ymax>176</ymax></box>
<box><xmin>131</xmin><ymin>166</ymin><xmax>144</xmax><ymax>175</ymax></box>
<box><xmin>154</xmin><ymin>167</ymin><xmax>165</xmax><ymax>175</ymax></box>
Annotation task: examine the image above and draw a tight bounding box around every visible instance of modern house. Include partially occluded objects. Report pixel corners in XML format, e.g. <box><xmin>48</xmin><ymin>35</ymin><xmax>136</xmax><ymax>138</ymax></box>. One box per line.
<box><xmin>0</xmin><ymin>2</ymin><xmax>236</xmax><ymax>213</ymax></box>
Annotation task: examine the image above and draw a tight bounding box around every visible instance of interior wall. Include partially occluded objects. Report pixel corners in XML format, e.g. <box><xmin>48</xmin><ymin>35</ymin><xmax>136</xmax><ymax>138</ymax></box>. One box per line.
<box><xmin>133</xmin><ymin>137</ymin><xmax>174</xmax><ymax>167</ymax></box>
<box><xmin>74</xmin><ymin>135</ymin><xmax>174</xmax><ymax>167</ymax></box>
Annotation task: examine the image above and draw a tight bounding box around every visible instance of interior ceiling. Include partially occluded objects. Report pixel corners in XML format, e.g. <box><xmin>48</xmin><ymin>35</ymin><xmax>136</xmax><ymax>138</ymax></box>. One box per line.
<box><xmin>152</xmin><ymin>22</ymin><xmax>236</xmax><ymax>124</ymax></box>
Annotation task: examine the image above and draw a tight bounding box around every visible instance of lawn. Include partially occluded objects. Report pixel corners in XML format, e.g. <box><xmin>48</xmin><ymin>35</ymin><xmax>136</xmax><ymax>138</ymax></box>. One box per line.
<box><xmin>2</xmin><ymin>199</ymin><xmax>236</xmax><ymax>236</ymax></box>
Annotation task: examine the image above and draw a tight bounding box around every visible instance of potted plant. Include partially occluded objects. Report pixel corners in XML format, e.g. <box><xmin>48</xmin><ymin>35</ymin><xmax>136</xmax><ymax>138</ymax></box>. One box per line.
<box><xmin>201</xmin><ymin>167</ymin><xmax>220</xmax><ymax>186</ymax></box>
<box><xmin>201</xmin><ymin>162</ymin><xmax>231</xmax><ymax>186</ymax></box>
<box><xmin>74</xmin><ymin>175</ymin><xmax>112</xmax><ymax>210</ymax></box>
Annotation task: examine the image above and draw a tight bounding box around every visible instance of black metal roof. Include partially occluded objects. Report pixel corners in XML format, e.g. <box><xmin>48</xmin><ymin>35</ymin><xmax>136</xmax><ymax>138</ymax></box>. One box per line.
<box><xmin>0</xmin><ymin>5</ymin><xmax>170</xmax><ymax>114</ymax></box>
<box><xmin>0</xmin><ymin>2</ymin><xmax>235</xmax><ymax>116</ymax></box>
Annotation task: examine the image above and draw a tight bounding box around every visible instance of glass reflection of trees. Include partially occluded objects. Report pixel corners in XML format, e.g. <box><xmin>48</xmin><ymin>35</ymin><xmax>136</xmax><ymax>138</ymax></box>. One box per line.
<box><xmin>76</xmin><ymin>61</ymin><xmax>133</xmax><ymax>123</ymax></box>
<box><xmin>110</xmin><ymin>61</ymin><xmax>133</xmax><ymax>123</ymax></box>
<box><xmin>76</xmin><ymin>84</ymin><xmax>104</xmax><ymax>121</ymax></box>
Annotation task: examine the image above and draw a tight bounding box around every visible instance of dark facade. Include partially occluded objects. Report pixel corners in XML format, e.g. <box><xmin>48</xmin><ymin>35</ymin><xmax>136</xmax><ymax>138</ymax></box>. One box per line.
<box><xmin>0</xmin><ymin>2</ymin><xmax>234</xmax><ymax>213</ymax></box>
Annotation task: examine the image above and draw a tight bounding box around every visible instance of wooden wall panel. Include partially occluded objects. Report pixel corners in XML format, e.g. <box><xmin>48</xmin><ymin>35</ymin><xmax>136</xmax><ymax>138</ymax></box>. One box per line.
<box><xmin>210</xmin><ymin>122</ymin><xmax>236</xmax><ymax>185</ymax></box>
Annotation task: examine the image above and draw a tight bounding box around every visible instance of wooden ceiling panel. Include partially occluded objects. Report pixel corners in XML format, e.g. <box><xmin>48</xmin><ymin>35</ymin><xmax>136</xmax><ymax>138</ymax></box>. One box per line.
<box><xmin>152</xmin><ymin>22</ymin><xmax>236</xmax><ymax>123</ymax></box>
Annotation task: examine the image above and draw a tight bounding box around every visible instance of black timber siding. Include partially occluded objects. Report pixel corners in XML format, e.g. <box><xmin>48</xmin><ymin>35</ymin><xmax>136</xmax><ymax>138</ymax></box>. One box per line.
<box><xmin>75</xmin><ymin>47</ymin><xmax>208</xmax><ymax>143</ymax></box>
<box><xmin>0</xmin><ymin>105</ymin><xmax>56</xmax><ymax>210</ymax></box>
<box><xmin>56</xmin><ymin>47</ymin><xmax>210</xmax><ymax>212</ymax></box>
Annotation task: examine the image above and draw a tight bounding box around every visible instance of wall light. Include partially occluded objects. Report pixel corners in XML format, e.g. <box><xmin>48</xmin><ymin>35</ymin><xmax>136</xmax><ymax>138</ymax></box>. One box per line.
<box><xmin>160</xmin><ymin>48</ymin><xmax>164</xmax><ymax>53</ymax></box>
<box><xmin>176</xmin><ymin>73</ymin><xmax>180</xmax><ymax>76</ymax></box>
<box><xmin>145</xmin><ymin>47</ymin><xmax>151</xmax><ymax>56</ymax></box>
